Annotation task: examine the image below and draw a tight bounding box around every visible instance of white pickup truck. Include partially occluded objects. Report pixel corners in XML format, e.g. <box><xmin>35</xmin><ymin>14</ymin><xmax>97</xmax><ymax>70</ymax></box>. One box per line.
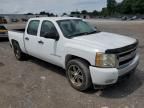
<box><xmin>8</xmin><ymin>17</ymin><xmax>139</xmax><ymax>91</ymax></box>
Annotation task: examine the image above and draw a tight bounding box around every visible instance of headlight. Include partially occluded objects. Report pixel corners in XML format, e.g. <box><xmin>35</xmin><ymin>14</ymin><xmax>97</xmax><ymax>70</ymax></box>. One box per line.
<box><xmin>96</xmin><ymin>52</ymin><xmax>117</xmax><ymax>68</ymax></box>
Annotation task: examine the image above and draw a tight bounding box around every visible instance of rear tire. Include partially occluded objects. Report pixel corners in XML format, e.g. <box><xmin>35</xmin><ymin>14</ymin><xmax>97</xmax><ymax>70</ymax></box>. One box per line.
<box><xmin>12</xmin><ymin>42</ymin><xmax>26</xmax><ymax>61</ymax></box>
<box><xmin>66</xmin><ymin>59</ymin><xmax>92</xmax><ymax>91</ymax></box>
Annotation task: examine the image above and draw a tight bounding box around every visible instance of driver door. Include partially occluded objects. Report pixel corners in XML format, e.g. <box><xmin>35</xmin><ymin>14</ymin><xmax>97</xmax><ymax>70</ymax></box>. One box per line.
<box><xmin>37</xmin><ymin>20</ymin><xmax>60</xmax><ymax>64</ymax></box>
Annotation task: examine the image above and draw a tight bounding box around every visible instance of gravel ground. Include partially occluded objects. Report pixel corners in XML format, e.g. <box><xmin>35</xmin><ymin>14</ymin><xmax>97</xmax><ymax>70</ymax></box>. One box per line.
<box><xmin>0</xmin><ymin>20</ymin><xmax>144</xmax><ymax>108</ymax></box>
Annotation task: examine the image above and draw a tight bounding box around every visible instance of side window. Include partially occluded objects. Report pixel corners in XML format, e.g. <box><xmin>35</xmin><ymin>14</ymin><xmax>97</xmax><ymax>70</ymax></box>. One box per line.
<box><xmin>40</xmin><ymin>21</ymin><xmax>58</xmax><ymax>37</ymax></box>
<box><xmin>27</xmin><ymin>20</ymin><xmax>40</xmax><ymax>36</ymax></box>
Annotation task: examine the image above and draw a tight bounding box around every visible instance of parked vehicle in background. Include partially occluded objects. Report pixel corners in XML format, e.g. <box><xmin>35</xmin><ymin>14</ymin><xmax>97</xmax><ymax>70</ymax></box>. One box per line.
<box><xmin>141</xmin><ymin>17</ymin><xmax>144</xmax><ymax>20</ymax></box>
<box><xmin>11</xmin><ymin>18</ymin><xmax>19</xmax><ymax>22</ymax></box>
<box><xmin>121</xmin><ymin>16</ymin><xmax>128</xmax><ymax>21</ymax></box>
<box><xmin>21</xmin><ymin>18</ymin><xmax>28</xmax><ymax>22</ymax></box>
<box><xmin>8</xmin><ymin>17</ymin><xmax>139</xmax><ymax>91</ymax></box>
<box><xmin>0</xmin><ymin>25</ymin><xmax>8</xmax><ymax>37</ymax></box>
<box><xmin>130</xmin><ymin>16</ymin><xmax>138</xmax><ymax>20</ymax></box>
<box><xmin>0</xmin><ymin>17</ymin><xmax>7</xmax><ymax>24</ymax></box>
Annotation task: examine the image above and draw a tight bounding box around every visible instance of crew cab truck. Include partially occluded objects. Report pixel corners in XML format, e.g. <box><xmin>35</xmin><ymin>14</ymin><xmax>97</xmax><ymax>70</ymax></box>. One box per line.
<box><xmin>8</xmin><ymin>17</ymin><xmax>139</xmax><ymax>91</ymax></box>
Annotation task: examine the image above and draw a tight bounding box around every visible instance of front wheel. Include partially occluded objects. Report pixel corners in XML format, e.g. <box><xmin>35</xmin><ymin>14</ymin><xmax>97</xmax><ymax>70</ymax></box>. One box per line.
<box><xmin>66</xmin><ymin>59</ymin><xmax>92</xmax><ymax>91</ymax></box>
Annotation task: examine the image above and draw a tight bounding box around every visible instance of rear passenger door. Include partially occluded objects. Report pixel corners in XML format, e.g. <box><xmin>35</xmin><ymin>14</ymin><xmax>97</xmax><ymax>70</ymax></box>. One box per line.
<box><xmin>24</xmin><ymin>20</ymin><xmax>41</xmax><ymax>58</ymax></box>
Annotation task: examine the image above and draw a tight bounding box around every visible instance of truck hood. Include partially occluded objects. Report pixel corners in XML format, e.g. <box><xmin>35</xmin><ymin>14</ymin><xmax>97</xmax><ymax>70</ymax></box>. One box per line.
<box><xmin>72</xmin><ymin>32</ymin><xmax>136</xmax><ymax>52</ymax></box>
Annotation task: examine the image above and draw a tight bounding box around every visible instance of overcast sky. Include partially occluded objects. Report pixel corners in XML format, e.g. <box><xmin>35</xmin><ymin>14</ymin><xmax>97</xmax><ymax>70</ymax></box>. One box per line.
<box><xmin>0</xmin><ymin>0</ymin><xmax>123</xmax><ymax>15</ymax></box>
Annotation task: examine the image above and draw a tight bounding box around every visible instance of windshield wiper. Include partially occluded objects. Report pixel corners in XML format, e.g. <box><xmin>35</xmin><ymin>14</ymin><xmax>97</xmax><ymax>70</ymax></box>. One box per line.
<box><xmin>68</xmin><ymin>30</ymin><xmax>100</xmax><ymax>38</ymax></box>
<box><xmin>87</xmin><ymin>31</ymin><xmax>98</xmax><ymax>34</ymax></box>
<box><xmin>68</xmin><ymin>32</ymin><xmax>89</xmax><ymax>37</ymax></box>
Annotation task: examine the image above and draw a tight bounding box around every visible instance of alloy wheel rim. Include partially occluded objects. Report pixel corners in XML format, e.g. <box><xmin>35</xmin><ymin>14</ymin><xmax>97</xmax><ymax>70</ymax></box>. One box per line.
<box><xmin>68</xmin><ymin>65</ymin><xmax>84</xmax><ymax>87</ymax></box>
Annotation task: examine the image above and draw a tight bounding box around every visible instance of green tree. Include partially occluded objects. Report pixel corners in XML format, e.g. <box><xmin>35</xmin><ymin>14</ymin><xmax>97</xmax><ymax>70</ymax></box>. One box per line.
<box><xmin>40</xmin><ymin>11</ymin><xmax>47</xmax><ymax>15</ymax></box>
<box><xmin>115</xmin><ymin>3</ymin><xmax>122</xmax><ymax>14</ymax></box>
<box><xmin>62</xmin><ymin>13</ymin><xmax>67</xmax><ymax>16</ymax></box>
<box><xmin>101</xmin><ymin>7</ymin><xmax>108</xmax><ymax>16</ymax></box>
<box><xmin>132</xmin><ymin>0</ymin><xmax>144</xmax><ymax>14</ymax></box>
<box><xmin>121</xmin><ymin>0</ymin><xmax>134</xmax><ymax>14</ymax></box>
<box><xmin>81</xmin><ymin>10</ymin><xmax>88</xmax><ymax>14</ymax></box>
<box><xmin>92</xmin><ymin>10</ymin><xmax>99</xmax><ymax>16</ymax></box>
<box><xmin>26</xmin><ymin>13</ymin><xmax>33</xmax><ymax>15</ymax></box>
<box><xmin>107</xmin><ymin>0</ymin><xmax>117</xmax><ymax>15</ymax></box>
<box><xmin>119</xmin><ymin>0</ymin><xmax>144</xmax><ymax>14</ymax></box>
<box><xmin>39</xmin><ymin>11</ymin><xmax>54</xmax><ymax>16</ymax></box>
<box><xmin>70</xmin><ymin>11</ymin><xmax>80</xmax><ymax>15</ymax></box>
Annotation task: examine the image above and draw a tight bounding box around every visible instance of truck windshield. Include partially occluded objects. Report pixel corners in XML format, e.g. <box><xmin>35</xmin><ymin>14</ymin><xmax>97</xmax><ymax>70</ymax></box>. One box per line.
<box><xmin>57</xmin><ymin>19</ymin><xmax>97</xmax><ymax>38</ymax></box>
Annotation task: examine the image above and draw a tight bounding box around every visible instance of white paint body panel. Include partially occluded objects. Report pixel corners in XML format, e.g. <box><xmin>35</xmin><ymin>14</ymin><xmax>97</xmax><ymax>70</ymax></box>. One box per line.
<box><xmin>8</xmin><ymin>17</ymin><xmax>139</xmax><ymax>86</ymax></box>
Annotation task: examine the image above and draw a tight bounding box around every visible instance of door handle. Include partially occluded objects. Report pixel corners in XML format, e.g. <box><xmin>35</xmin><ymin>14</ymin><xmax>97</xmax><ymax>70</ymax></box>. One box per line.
<box><xmin>25</xmin><ymin>37</ymin><xmax>29</xmax><ymax>40</ymax></box>
<box><xmin>38</xmin><ymin>40</ymin><xmax>44</xmax><ymax>44</ymax></box>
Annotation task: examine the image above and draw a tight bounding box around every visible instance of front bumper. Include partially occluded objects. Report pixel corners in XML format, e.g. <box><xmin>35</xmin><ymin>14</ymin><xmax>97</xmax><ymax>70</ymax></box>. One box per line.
<box><xmin>89</xmin><ymin>54</ymin><xmax>139</xmax><ymax>85</ymax></box>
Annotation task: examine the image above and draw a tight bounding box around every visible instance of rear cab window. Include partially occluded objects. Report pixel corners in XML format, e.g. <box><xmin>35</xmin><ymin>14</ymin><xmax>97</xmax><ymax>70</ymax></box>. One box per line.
<box><xmin>27</xmin><ymin>20</ymin><xmax>40</xmax><ymax>36</ymax></box>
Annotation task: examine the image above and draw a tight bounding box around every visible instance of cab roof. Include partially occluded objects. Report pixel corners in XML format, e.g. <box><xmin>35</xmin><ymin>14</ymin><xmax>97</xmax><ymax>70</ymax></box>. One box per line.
<box><xmin>29</xmin><ymin>17</ymin><xmax>82</xmax><ymax>21</ymax></box>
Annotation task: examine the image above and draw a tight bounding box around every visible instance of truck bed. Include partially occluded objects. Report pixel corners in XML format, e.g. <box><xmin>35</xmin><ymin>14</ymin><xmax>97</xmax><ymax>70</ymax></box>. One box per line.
<box><xmin>8</xmin><ymin>30</ymin><xmax>26</xmax><ymax>53</ymax></box>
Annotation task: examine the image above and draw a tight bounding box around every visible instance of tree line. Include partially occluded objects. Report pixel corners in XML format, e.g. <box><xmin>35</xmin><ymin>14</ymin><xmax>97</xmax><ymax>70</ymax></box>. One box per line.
<box><xmin>26</xmin><ymin>0</ymin><xmax>144</xmax><ymax>17</ymax></box>
<box><xmin>25</xmin><ymin>11</ymin><xmax>57</xmax><ymax>17</ymax></box>
<box><xmin>105</xmin><ymin>0</ymin><xmax>144</xmax><ymax>16</ymax></box>
<box><xmin>70</xmin><ymin>0</ymin><xmax>144</xmax><ymax>17</ymax></box>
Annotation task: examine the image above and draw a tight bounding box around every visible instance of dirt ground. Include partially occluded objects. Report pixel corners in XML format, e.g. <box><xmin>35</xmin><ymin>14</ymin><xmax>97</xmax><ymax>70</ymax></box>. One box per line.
<box><xmin>0</xmin><ymin>20</ymin><xmax>144</xmax><ymax>108</ymax></box>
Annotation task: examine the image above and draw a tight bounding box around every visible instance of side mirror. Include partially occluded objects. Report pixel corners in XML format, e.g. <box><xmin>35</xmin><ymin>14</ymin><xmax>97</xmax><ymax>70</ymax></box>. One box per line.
<box><xmin>44</xmin><ymin>32</ymin><xmax>59</xmax><ymax>41</ymax></box>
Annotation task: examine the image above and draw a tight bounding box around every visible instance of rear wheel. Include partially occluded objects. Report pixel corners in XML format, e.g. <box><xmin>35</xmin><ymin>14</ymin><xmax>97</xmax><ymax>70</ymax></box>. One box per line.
<box><xmin>12</xmin><ymin>42</ymin><xmax>26</xmax><ymax>61</ymax></box>
<box><xmin>66</xmin><ymin>59</ymin><xmax>92</xmax><ymax>91</ymax></box>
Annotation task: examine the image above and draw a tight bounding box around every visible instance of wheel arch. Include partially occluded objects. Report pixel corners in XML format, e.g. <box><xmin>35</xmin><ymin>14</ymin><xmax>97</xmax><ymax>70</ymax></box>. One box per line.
<box><xmin>65</xmin><ymin>54</ymin><xmax>91</xmax><ymax>68</ymax></box>
<box><xmin>11</xmin><ymin>39</ymin><xmax>19</xmax><ymax>47</ymax></box>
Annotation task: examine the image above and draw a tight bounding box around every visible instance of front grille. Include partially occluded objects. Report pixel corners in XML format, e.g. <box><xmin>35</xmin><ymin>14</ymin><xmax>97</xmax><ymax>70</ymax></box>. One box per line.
<box><xmin>106</xmin><ymin>40</ymin><xmax>138</xmax><ymax>69</ymax></box>
<box><xmin>118</xmin><ymin>48</ymin><xmax>136</xmax><ymax>68</ymax></box>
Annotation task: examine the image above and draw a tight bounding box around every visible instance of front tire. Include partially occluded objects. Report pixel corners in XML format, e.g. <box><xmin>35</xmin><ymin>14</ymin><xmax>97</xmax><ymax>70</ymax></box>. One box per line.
<box><xmin>66</xmin><ymin>59</ymin><xmax>92</xmax><ymax>91</ymax></box>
